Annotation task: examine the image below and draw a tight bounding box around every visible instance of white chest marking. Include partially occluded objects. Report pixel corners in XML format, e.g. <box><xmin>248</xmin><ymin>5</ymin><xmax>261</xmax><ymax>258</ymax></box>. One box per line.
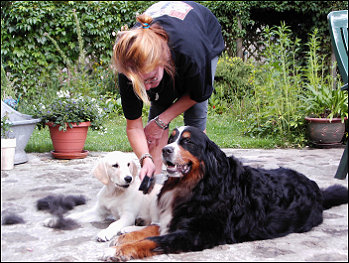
<box><xmin>158</xmin><ymin>190</ymin><xmax>176</xmax><ymax>235</ymax></box>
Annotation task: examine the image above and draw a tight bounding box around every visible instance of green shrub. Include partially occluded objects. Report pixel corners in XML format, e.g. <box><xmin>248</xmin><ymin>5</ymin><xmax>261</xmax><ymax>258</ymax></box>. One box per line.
<box><xmin>243</xmin><ymin>24</ymin><xmax>346</xmax><ymax>146</ymax></box>
<box><xmin>2</xmin><ymin>1</ymin><xmax>345</xmax><ymax>103</ymax></box>
<box><xmin>214</xmin><ymin>54</ymin><xmax>256</xmax><ymax>99</ymax></box>
<box><xmin>1</xmin><ymin>1</ymin><xmax>154</xmax><ymax>101</ymax></box>
<box><xmin>1</xmin><ymin>65</ymin><xmax>16</xmax><ymax>101</ymax></box>
<box><xmin>209</xmin><ymin>54</ymin><xmax>257</xmax><ymax>120</ymax></box>
<box><xmin>245</xmin><ymin>23</ymin><xmax>305</xmax><ymax>145</ymax></box>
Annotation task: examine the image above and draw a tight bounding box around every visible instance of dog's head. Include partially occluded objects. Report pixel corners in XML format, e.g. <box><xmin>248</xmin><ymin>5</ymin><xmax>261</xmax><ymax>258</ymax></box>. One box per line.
<box><xmin>161</xmin><ymin>126</ymin><xmax>209</xmax><ymax>179</ymax></box>
<box><xmin>92</xmin><ymin>151</ymin><xmax>138</xmax><ymax>189</ymax></box>
<box><xmin>162</xmin><ymin>126</ymin><xmax>228</xmax><ymax>179</ymax></box>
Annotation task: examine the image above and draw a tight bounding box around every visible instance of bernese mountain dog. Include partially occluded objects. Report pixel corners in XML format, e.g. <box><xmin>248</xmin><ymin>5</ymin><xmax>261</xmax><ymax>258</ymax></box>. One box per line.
<box><xmin>103</xmin><ymin>126</ymin><xmax>348</xmax><ymax>261</ymax></box>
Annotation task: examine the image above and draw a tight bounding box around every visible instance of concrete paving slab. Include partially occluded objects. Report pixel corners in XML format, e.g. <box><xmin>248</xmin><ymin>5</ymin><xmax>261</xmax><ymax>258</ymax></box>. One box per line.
<box><xmin>1</xmin><ymin>148</ymin><xmax>348</xmax><ymax>262</ymax></box>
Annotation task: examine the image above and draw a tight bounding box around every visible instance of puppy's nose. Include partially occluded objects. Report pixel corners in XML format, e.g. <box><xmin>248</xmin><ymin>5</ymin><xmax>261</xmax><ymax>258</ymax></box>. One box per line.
<box><xmin>124</xmin><ymin>176</ymin><xmax>132</xmax><ymax>183</ymax></box>
<box><xmin>162</xmin><ymin>146</ymin><xmax>174</xmax><ymax>158</ymax></box>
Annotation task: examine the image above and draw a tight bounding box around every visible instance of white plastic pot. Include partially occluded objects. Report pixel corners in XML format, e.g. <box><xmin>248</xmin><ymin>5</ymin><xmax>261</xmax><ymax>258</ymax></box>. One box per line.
<box><xmin>1</xmin><ymin>138</ymin><xmax>17</xmax><ymax>170</ymax></box>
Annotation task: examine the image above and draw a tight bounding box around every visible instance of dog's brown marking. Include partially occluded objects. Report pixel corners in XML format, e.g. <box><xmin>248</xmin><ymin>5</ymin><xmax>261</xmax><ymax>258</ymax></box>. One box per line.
<box><xmin>178</xmin><ymin>146</ymin><xmax>202</xmax><ymax>183</ymax></box>
<box><xmin>114</xmin><ymin>225</ymin><xmax>160</xmax><ymax>246</ymax></box>
<box><xmin>112</xmin><ymin>238</ymin><xmax>159</xmax><ymax>261</ymax></box>
<box><xmin>171</xmin><ymin>129</ymin><xmax>177</xmax><ymax>137</ymax></box>
<box><xmin>109</xmin><ymin>225</ymin><xmax>160</xmax><ymax>261</ymax></box>
<box><xmin>181</xmin><ymin>131</ymin><xmax>191</xmax><ymax>139</ymax></box>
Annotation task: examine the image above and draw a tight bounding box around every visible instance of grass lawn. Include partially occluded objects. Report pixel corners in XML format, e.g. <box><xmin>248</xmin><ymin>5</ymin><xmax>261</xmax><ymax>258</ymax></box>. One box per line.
<box><xmin>25</xmin><ymin>113</ymin><xmax>279</xmax><ymax>153</ymax></box>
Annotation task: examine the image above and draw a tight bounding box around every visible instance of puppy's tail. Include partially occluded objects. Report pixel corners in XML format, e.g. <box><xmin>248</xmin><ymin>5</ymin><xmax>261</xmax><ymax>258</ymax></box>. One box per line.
<box><xmin>322</xmin><ymin>184</ymin><xmax>348</xmax><ymax>210</ymax></box>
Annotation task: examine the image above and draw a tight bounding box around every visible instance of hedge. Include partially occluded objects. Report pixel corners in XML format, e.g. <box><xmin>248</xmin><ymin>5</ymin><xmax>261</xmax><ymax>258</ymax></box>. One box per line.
<box><xmin>1</xmin><ymin>1</ymin><xmax>346</xmax><ymax>100</ymax></box>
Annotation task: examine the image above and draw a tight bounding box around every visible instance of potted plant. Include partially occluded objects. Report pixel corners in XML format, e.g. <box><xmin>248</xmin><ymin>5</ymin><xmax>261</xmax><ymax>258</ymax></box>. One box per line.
<box><xmin>303</xmin><ymin>82</ymin><xmax>348</xmax><ymax>147</ymax></box>
<box><xmin>29</xmin><ymin>9</ymin><xmax>106</xmax><ymax>159</ymax></box>
<box><xmin>301</xmin><ymin>29</ymin><xmax>348</xmax><ymax>147</ymax></box>
<box><xmin>32</xmin><ymin>90</ymin><xmax>106</xmax><ymax>159</ymax></box>
<box><xmin>1</xmin><ymin>113</ymin><xmax>16</xmax><ymax>170</ymax></box>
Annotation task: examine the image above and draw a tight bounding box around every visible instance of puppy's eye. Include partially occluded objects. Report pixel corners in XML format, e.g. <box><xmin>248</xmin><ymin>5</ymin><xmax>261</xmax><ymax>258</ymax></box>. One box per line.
<box><xmin>112</xmin><ymin>163</ymin><xmax>119</xmax><ymax>168</ymax></box>
<box><xmin>127</xmin><ymin>163</ymin><xmax>130</xmax><ymax>167</ymax></box>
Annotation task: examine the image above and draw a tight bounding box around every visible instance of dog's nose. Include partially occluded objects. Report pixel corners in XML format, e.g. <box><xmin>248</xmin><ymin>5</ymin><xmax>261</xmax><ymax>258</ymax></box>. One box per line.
<box><xmin>162</xmin><ymin>146</ymin><xmax>174</xmax><ymax>158</ymax></box>
<box><xmin>124</xmin><ymin>176</ymin><xmax>132</xmax><ymax>183</ymax></box>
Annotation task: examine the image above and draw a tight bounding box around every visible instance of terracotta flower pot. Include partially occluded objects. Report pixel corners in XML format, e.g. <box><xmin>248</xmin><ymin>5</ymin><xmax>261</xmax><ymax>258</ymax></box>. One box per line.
<box><xmin>47</xmin><ymin>121</ymin><xmax>91</xmax><ymax>159</ymax></box>
<box><xmin>305</xmin><ymin>117</ymin><xmax>347</xmax><ymax>147</ymax></box>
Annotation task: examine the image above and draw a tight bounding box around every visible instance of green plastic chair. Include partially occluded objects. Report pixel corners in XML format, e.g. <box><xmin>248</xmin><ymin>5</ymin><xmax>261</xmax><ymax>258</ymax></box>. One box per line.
<box><xmin>328</xmin><ymin>10</ymin><xmax>348</xmax><ymax>179</ymax></box>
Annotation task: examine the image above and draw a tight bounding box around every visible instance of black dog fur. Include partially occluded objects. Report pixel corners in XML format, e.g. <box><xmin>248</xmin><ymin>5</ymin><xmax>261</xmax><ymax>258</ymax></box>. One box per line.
<box><xmin>37</xmin><ymin>194</ymin><xmax>86</xmax><ymax>230</ymax></box>
<box><xmin>1</xmin><ymin>213</ymin><xmax>25</xmax><ymax>225</ymax></box>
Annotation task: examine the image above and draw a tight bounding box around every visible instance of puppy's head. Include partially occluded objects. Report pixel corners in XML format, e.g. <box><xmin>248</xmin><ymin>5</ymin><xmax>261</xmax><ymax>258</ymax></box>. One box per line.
<box><xmin>162</xmin><ymin>126</ymin><xmax>208</xmax><ymax>179</ymax></box>
<box><xmin>92</xmin><ymin>151</ymin><xmax>138</xmax><ymax>189</ymax></box>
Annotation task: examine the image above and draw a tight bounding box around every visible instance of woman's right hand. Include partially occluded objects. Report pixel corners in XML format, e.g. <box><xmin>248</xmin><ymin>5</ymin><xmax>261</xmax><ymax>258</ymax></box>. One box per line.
<box><xmin>139</xmin><ymin>156</ymin><xmax>156</xmax><ymax>181</ymax></box>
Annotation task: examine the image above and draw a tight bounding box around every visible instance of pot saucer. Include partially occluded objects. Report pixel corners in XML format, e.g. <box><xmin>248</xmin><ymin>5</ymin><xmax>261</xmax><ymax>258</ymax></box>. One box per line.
<box><xmin>50</xmin><ymin>150</ymin><xmax>89</xmax><ymax>160</ymax></box>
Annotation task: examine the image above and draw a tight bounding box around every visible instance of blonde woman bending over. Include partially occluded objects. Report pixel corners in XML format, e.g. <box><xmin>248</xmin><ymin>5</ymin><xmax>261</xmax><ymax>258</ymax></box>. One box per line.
<box><xmin>113</xmin><ymin>1</ymin><xmax>224</xmax><ymax>181</ymax></box>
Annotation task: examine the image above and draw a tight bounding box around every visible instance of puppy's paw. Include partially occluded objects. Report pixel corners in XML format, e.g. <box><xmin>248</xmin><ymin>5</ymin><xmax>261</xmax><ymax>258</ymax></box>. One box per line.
<box><xmin>67</xmin><ymin>211</ymin><xmax>100</xmax><ymax>223</ymax></box>
<box><xmin>97</xmin><ymin>228</ymin><xmax>117</xmax><ymax>242</ymax></box>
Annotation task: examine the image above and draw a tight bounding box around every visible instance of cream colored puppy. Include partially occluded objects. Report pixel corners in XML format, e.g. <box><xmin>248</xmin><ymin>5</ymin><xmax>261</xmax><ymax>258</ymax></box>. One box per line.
<box><xmin>68</xmin><ymin>151</ymin><xmax>160</xmax><ymax>242</ymax></box>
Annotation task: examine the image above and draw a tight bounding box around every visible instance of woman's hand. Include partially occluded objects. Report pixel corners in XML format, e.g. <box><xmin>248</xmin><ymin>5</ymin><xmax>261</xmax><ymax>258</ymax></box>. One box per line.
<box><xmin>144</xmin><ymin>118</ymin><xmax>167</xmax><ymax>150</ymax></box>
<box><xmin>139</xmin><ymin>156</ymin><xmax>156</xmax><ymax>181</ymax></box>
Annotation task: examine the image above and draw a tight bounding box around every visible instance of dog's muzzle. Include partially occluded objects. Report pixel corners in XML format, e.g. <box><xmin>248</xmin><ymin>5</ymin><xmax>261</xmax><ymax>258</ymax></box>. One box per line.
<box><xmin>162</xmin><ymin>145</ymin><xmax>192</xmax><ymax>176</ymax></box>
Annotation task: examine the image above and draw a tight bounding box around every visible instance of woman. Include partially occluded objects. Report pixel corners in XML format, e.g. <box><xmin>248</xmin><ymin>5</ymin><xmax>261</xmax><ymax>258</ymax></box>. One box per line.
<box><xmin>112</xmin><ymin>1</ymin><xmax>224</xmax><ymax>180</ymax></box>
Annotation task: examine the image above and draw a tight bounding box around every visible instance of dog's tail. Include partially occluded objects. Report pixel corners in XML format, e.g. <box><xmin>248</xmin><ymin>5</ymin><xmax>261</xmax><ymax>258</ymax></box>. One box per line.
<box><xmin>322</xmin><ymin>184</ymin><xmax>348</xmax><ymax>210</ymax></box>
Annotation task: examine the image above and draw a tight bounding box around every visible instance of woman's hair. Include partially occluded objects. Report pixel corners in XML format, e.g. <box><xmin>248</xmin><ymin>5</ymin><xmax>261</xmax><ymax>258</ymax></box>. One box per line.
<box><xmin>112</xmin><ymin>13</ymin><xmax>175</xmax><ymax>104</ymax></box>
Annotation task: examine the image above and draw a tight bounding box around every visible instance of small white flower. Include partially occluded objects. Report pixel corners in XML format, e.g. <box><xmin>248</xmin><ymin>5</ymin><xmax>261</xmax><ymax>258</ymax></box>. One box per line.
<box><xmin>57</xmin><ymin>90</ymin><xmax>70</xmax><ymax>98</ymax></box>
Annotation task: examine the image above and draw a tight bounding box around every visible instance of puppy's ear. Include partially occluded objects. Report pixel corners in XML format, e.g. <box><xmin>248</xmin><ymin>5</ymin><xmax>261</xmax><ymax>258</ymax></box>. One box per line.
<box><xmin>129</xmin><ymin>160</ymin><xmax>138</xmax><ymax>178</ymax></box>
<box><xmin>92</xmin><ymin>160</ymin><xmax>109</xmax><ymax>185</ymax></box>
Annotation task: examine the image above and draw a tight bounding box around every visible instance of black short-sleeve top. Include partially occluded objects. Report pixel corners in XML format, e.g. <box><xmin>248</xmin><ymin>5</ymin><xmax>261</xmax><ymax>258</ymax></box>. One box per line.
<box><xmin>119</xmin><ymin>1</ymin><xmax>225</xmax><ymax>120</ymax></box>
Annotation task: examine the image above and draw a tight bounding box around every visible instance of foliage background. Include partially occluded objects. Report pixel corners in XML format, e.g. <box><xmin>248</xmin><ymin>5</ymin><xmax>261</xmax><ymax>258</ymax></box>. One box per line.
<box><xmin>1</xmin><ymin>1</ymin><xmax>347</xmax><ymax>149</ymax></box>
<box><xmin>1</xmin><ymin>1</ymin><xmax>346</xmax><ymax>101</ymax></box>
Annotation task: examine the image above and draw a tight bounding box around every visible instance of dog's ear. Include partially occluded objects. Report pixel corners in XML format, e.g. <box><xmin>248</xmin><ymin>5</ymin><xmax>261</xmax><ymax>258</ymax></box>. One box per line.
<box><xmin>92</xmin><ymin>160</ymin><xmax>109</xmax><ymax>185</ymax></box>
<box><xmin>129</xmin><ymin>160</ymin><xmax>138</xmax><ymax>178</ymax></box>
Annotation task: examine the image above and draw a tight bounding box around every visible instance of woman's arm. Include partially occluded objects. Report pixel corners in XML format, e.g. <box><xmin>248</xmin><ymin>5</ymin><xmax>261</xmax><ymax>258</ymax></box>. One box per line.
<box><xmin>164</xmin><ymin>93</ymin><xmax>207</xmax><ymax>133</ymax></box>
<box><xmin>126</xmin><ymin>117</ymin><xmax>156</xmax><ymax>180</ymax></box>
<box><xmin>144</xmin><ymin>94</ymin><xmax>197</xmax><ymax>147</ymax></box>
<box><xmin>158</xmin><ymin>94</ymin><xmax>197</xmax><ymax>125</ymax></box>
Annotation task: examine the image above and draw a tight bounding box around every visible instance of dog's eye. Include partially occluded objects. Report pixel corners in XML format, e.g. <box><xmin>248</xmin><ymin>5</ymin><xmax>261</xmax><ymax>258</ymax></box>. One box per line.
<box><xmin>127</xmin><ymin>163</ymin><xmax>130</xmax><ymax>167</ymax></box>
<box><xmin>182</xmin><ymin>137</ymin><xmax>191</xmax><ymax>144</ymax></box>
<box><xmin>112</xmin><ymin>163</ymin><xmax>119</xmax><ymax>168</ymax></box>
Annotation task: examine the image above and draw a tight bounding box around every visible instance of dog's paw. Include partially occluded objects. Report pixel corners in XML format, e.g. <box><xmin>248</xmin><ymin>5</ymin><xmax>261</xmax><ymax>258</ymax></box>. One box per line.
<box><xmin>108</xmin><ymin>233</ymin><xmax>133</xmax><ymax>247</ymax></box>
<box><xmin>104</xmin><ymin>240</ymin><xmax>157</xmax><ymax>261</ymax></box>
<box><xmin>109</xmin><ymin>236</ymin><xmax>120</xmax><ymax>247</ymax></box>
<box><xmin>118</xmin><ymin>225</ymin><xmax>145</xmax><ymax>235</ymax></box>
<box><xmin>101</xmin><ymin>246</ymin><xmax>134</xmax><ymax>262</ymax></box>
<box><xmin>101</xmin><ymin>247</ymin><xmax>120</xmax><ymax>262</ymax></box>
<box><xmin>97</xmin><ymin>229</ymin><xmax>117</xmax><ymax>242</ymax></box>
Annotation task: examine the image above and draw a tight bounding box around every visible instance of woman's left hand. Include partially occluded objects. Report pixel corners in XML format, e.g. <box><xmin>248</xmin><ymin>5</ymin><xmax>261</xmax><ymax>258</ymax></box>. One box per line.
<box><xmin>144</xmin><ymin>118</ymin><xmax>166</xmax><ymax>150</ymax></box>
